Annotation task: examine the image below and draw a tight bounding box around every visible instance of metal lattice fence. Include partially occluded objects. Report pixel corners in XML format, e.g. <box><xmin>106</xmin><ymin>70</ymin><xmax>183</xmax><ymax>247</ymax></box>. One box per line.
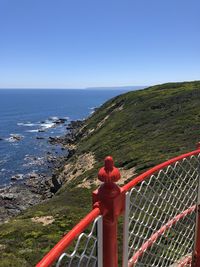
<box><xmin>56</xmin><ymin>216</ymin><xmax>102</xmax><ymax>267</ymax></box>
<box><xmin>37</xmin><ymin>149</ymin><xmax>200</xmax><ymax>267</ymax></box>
<box><xmin>123</xmin><ymin>153</ymin><xmax>200</xmax><ymax>267</ymax></box>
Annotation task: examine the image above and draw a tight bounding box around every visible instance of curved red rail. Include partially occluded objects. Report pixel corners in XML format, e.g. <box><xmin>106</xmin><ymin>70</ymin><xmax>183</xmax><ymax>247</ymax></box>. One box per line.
<box><xmin>36</xmin><ymin>207</ymin><xmax>100</xmax><ymax>267</ymax></box>
<box><xmin>177</xmin><ymin>255</ymin><xmax>192</xmax><ymax>267</ymax></box>
<box><xmin>122</xmin><ymin>149</ymin><xmax>200</xmax><ymax>193</ymax></box>
<box><xmin>128</xmin><ymin>205</ymin><xmax>196</xmax><ymax>267</ymax></box>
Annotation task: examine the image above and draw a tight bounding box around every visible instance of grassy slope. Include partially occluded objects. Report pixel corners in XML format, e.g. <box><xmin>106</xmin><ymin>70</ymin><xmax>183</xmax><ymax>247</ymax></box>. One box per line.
<box><xmin>1</xmin><ymin>81</ymin><xmax>200</xmax><ymax>266</ymax></box>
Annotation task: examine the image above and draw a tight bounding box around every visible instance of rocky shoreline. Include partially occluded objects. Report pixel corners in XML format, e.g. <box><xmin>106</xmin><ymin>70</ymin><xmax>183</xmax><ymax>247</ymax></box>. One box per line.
<box><xmin>0</xmin><ymin>119</ymin><xmax>84</xmax><ymax>224</ymax></box>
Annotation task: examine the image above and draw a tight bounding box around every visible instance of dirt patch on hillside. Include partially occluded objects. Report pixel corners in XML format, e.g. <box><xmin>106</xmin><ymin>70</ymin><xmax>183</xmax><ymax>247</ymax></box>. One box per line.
<box><xmin>118</xmin><ymin>166</ymin><xmax>136</xmax><ymax>185</ymax></box>
<box><xmin>77</xmin><ymin>166</ymin><xmax>136</xmax><ymax>189</ymax></box>
<box><xmin>31</xmin><ymin>216</ymin><xmax>55</xmax><ymax>226</ymax></box>
<box><xmin>82</xmin><ymin>102</ymin><xmax>124</xmax><ymax>139</ymax></box>
<box><xmin>97</xmin><ymin>115</ymin><xmax>110</xmax><ymax>129</ymax></box>
<box><xmin>59</xmin><ymin>152</ymin><xmax>96</xmax><ymax>185</ymax></box>
<box><xmin>95</xmin><ymin>104</ymin><xmax>124</xmax><ymax>130</ymax></box>
<box><xmin>0</xmin><ymin>244</ymin><xmax>6</xmax><ymax>251</ymax></box>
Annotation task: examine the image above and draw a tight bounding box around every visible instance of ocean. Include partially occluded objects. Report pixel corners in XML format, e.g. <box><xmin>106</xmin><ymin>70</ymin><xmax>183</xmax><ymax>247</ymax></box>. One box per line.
<box><xmin>0</xmin><ymin>89</ymin><xmax>130</xmax><ymax>187</ymax></box>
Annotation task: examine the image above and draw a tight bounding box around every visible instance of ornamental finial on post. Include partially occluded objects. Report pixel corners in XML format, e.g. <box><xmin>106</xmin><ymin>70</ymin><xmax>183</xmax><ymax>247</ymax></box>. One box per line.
<box><xmin>98</xmin><ymin>156</ymin><xmax>121</xmax><ymax>183</ymax></box>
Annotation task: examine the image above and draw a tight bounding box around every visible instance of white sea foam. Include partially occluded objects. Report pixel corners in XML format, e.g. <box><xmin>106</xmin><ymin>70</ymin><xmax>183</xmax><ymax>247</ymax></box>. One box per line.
<box><xmin>49</xmin><ymin>116</ymin><xmax>59</xmax><ymax>121</ymax></box>
<box><xmin>40</xmin><ymin>122</ymin><xmax>55</xmax><ymax>129</ymax></box>
<box><xmin>26</xmin><ymin>129</ymin><xmax>39</xmax><ymax>133</ymax></box>
<box><xmin>0</xmin><ymin>159</ymin><xmax>7</xmax><ymax>165</ymax></box>
<box><xmin>63</xmin><ymin>116</ymin><xmax>70</xmax><ymax>120</ymax></box>
<box><xmin>19</xmin><ymin>120</ymin><xmax>56</xmax><ymax>133</ymax></box>
<box><xmin>17</xmin><ymin>122</ymin><xmax>38</xmax><ymax>127</ymax></box>
<box><xmin>23</xmin><ymin>156</ymin><xmax>45</xmax><ymax>167</ymax></box>
<box><xmin>5</xmin><ymin>138</ymin><xmax>16</xmax><ymax>143</ymax></box>
<box><xmin>18</xmin><ymin>116</ymin><xmax>68</xmax><ymax>135</ymax></box>
<box><xmin>89</xmin><ymin>106</ymin><xmax>98</xmax><ymax>115</ymax></box>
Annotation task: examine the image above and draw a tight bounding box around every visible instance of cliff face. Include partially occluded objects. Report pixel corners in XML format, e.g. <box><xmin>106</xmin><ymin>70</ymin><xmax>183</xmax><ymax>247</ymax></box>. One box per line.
<box><xmin>1</xmin><ymin>81</ymin><xmax>200</xmax><ymax>266</ymax></box>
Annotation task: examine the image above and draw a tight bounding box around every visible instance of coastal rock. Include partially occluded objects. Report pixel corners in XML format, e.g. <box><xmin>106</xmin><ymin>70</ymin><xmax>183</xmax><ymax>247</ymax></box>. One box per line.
<box><xmin>48</xmin><ymin>135</ymin><xmax>74</xmax><ymax>145</ymax></box>
<box><xmin>67</xmin><ymin>148</ymin><xmax>76</xmax><ymax>158</ymax></box>
<box><xmin>27</xmin><ymin>172</ymin><xmax>40</xmax><ymax>179</ymax></box>
<box><xmin>5</xmin><ymin>134</ymin><xmax>24</xmax><ymax>143</ymax></box>
<box><xmin>48</xmin><ymin>119</ymin><xmax>84</xmax><ymax>148</ymax></box>
<box><xmin>0</xmin><ymin>184</ymin><xmax>43</xmax><ymax>224</ymax></box>
<box><xmin>48</xmin><ymin>134</ymin><xmax>73</xmax><ymax>145</ymax></box>
<box><xmin>11</xmin><ymin>174</ymin><xmax>24</xmax><ymax>181</ymax></box>
<box><xmin>24</xmin><ymin>172</ymin><xmax>53</xmax><ymax>198</ymax></box>
<box><xmin>0</xmin><ymin>118</ymin><xmax>86</xmax><ymax>224</ymax></box>
<box><xmin>23</xmin><ymin>156</ymin><xmax>45</xmax><ymax>167</ymax></box>
<box><xmin>54</xmin><ymin>118</ymin><xmax>67</xmax><ymax>124</ymax></box>
<box><xmin>10</xmin><ymin>134</ymin><xmax>23</xmax><ymax>141</ymax></box>
<box><xmin>48</xmin><ymin>136</ymin><xmax>62</xmax><ymax>145</ymax></box>
<box><xmin>66</xmin><ymin>120</ymin><xmax>84</xmax><ymax>130</ymax></box>
<box><xmin>0</xmin><ymin>193</ymin><xmax>15</xmax><ymax>200</ymax></box>
<box><xmin>47</xmin><ymin>155</ymin><xmax>57</xmax><ymax>163</ymax></box>
<box><xmin>51</xmin><ymin>174</ymin><xmax>62</xmax><ymax>193</ymax></box>
<box><xmin>31</xmin><ymin>174</ymin><xmax>40</xmax><ymax>180</ymax></box>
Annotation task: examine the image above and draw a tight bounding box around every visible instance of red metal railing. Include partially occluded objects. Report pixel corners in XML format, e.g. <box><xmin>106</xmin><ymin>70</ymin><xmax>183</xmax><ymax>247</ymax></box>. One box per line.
<box><xmin>36</xmin><ymin>146</ymin><xmax>200</xmax><ymax>267</ymax></box>
<box><xmin>36</xmin><ymin>208</ymin><xmax>101</xmax><ymax>267</ymax></box>
<box><xmin>128</xmin><ymin>205</ymin><xmax>196</xmax><ymax>267</ymax></box>
<box><xmin>178</xmin><ymin>256</ymin><xmax>192</xmax><ymax>267</ymax></box>
<box><xmin>121</xmin><ymin>149</ymin><xmax>200</xmax><ymax>193</ymax></box>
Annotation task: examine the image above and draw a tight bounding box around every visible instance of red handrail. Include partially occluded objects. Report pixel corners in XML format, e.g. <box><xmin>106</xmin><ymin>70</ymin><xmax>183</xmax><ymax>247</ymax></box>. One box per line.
<box><xmin>177</xmin><ymin>256</ymin><xmax>192</xmax><ymax>267</ymax></box>
<box><xmin>122</xmin><ymin>149</ymin><xmax>200</xmax><ymax>193</ymax></box>
<box><xmin>128</xmin><ymin>205</ymin><xmax>196</xmax><ymax>267</ymax></box>
<box><xmin>36</xmin><ymin>207</ymin><xmax>100</xmax><ymax>267</ymax></box>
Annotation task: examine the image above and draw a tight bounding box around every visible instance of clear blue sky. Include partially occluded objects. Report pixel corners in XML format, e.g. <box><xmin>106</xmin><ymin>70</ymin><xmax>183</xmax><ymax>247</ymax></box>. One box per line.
<box><xmin>0</xmin><ymin>0</ymin><xmax>199</xmax><ymax>88</ymax></box>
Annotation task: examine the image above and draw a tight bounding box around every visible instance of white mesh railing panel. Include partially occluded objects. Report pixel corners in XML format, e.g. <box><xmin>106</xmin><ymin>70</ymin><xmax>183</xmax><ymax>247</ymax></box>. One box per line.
<box><xmin>56</xmin><ymin>215</ymin><xmax>102</xmax><ymax>267</ymax></box>
<box><xmin>125</xmin><ymin>153</ymin><xmax>200</xmax><ymax>267</ymax></box>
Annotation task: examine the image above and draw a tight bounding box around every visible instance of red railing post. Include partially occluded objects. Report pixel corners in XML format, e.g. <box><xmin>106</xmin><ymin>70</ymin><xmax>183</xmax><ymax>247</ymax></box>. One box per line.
<box><xmin>93</xmin><ymin>156</ymin><xmax>125</xmax><ymax>267</ymax></box>
<box><xmin>192</xmin><ymin>143</ymin><xmax>200</xmax><ymax>267</ymax></box>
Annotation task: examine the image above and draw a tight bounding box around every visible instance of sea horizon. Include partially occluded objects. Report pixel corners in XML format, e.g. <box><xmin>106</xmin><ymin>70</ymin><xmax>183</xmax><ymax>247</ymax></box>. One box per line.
<box><xmin>0</xmin><ymin>85</ymin><xmax>146</xmax><ymax>90</ymax></box>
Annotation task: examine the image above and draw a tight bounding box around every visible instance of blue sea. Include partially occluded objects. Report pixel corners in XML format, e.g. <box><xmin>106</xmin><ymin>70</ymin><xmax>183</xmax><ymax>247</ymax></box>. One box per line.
<box><xmin>0</xmin><ymin>89</ymin><xmax>130</xmax><ymax>186</ymax></box>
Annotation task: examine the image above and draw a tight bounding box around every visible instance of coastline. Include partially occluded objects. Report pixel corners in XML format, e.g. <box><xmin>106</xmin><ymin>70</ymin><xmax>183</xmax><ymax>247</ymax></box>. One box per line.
<box><xmin>0</xmin><ymin>119</ymin><xmax>84</xmax><ymax>224</ymax></box>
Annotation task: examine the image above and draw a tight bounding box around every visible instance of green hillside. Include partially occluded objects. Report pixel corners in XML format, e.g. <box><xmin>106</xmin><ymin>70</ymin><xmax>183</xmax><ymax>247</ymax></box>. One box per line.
<box><xmin>76</xmin><ymin>80</ymin><xmax>200</xmax><ymax>171</ymax></box>
<box><xmin>1</xmin><ymin>81</ymin><xmax>200</xmax><ymax>266</ymax></box>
